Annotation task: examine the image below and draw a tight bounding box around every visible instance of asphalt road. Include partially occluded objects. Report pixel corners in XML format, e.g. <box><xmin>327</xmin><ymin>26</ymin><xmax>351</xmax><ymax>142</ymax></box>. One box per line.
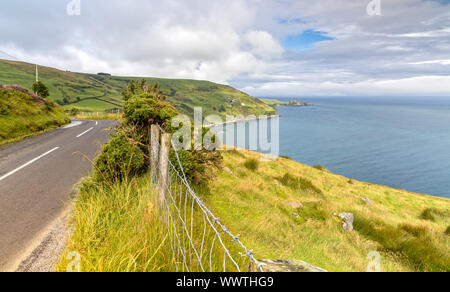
<box><xmin>0</xmin><ymin>119</ymin><xmax>117</xmax><ymax>271</ymax></box>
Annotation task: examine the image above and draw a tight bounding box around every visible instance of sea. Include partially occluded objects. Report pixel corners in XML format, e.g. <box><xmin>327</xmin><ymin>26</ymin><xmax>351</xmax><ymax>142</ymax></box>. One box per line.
<box><xmin>215</xmin><ymin>97</ymin><xmax>450</xmax><ymax>199</ymax></box>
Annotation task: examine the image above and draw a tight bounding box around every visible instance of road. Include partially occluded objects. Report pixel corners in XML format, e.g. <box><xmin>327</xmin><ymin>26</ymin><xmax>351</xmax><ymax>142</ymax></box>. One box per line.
<box><xmin>0</xmin><ymin>119</ymin><xmax>117</xmax><ymax>271</ymax></box>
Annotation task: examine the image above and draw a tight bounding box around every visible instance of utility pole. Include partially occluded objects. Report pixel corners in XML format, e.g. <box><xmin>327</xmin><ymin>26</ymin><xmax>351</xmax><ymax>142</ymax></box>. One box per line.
<box><xmin>35</xmin><ymin>65</ymin><xmax>39</xmax><ymax>83</ymax></box>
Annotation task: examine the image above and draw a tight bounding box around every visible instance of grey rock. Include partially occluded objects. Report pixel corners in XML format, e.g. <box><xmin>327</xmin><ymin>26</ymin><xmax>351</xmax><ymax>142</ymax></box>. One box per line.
<box><xmin>286</xmin><ymin>202</ymin><xmax>304</xmax><ymax>209</ymax></box>
<box><xmin>223</xmin><ymin>167</ymin><xmax>233</xmax><ymax>175</ymax></box>
<box><xmin>361</xmin><ymin>197</ymin><xmax>373</xmax><ymax>205</ymax></box>
<box><xmin>249</xmin><ymin>259</ymin><xmax>327</xmax><ymax>272</ymax></box>
<box><xmin>338</xmin><ymin>212</ymin><xmax>354</xmax><ymax>231</ymax></box>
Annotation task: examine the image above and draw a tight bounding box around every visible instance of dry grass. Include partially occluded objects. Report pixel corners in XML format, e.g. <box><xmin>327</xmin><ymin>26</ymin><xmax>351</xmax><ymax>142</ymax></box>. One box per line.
<box><xmin>201</xmin><ymin>149</ymin><xmax>450</xmax><ymax>272</ymax></box>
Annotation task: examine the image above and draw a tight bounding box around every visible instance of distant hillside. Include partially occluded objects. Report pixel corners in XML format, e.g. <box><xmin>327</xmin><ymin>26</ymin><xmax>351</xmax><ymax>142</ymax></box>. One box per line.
<box><xmin>0</xmin><ymin>59</ymin><xmax>276</xmax><ymax>118</ymax></box>
<box><xmin>0</xmin><ymin>85</ymin><xmax>69</xmax><ymax>145</ymax></box>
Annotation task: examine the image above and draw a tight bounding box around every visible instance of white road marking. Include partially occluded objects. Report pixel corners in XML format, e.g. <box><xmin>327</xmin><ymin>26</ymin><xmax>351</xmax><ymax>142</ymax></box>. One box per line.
<box><xmin>96</xmin><ymin>121</ymin><xmax>98</xmax><ymax>126</ymax></box>
<box><xmin>76</xmin><ymin>127</ymin><xmax>94</xmax><ymax>138</ymax></box>
<box><xmin>63</xmin><ymin>121</ymin><xmax>82</xmax><ymax>129</ymax></box>
<box><xmin>0</xmin><ymin>147</ymin><xmax>60</xmax><ymax>182</ymax></box>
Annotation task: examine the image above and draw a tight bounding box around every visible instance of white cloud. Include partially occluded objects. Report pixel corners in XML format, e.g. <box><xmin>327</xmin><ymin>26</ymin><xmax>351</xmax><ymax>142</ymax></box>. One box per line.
<box><xmin>0</xmin><ymin>0</ymin><xmax>449</xmax><ymax>96</ymax></box>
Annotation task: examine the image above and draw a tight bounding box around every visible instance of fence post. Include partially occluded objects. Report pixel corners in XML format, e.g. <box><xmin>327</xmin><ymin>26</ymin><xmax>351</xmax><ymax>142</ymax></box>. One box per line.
<box><xmin>150</xmin><ymin>125</ymin><xmax>160</xmax><ymax>183</ymax></box>
<box><xmin>158</xmin><ymin>133</ymin><xmax>171</xmax><ymax>209</ymax></box>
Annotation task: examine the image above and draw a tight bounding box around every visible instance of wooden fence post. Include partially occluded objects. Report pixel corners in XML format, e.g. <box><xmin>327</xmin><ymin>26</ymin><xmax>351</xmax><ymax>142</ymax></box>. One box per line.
<box><xmin>158</xmin><ymin>133</ymin><xmax>171</xmax><ymax>209</ymax></box>
<box><xmin>150</xmin><ymin>125</ymin><xmax>160</xmax><ymax>184</ymax></box>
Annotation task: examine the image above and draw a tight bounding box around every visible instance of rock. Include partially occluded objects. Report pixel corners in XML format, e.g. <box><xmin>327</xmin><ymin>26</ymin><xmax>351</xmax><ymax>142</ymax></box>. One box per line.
<box><xmin>249</xmin><ymin>259</ymin><xmax>327</xmax><ymax>272</ymax></box>
<box><xmin>286</xmin><ymin>202</ymin><xmax>304</xmax><ymax>209</ymax></box>
<box><xmin>292</xmin><ymin>212</ymin><xmax>300</xmax><ymax>219</ymax></box>
<box><xmin>223</xmin><ymin>167</ymin><xmax>233</xmax><ymax>175</ymax></box>
<box><xmin>361</xmin><ymin>197</ymin><xmax>373</xmax><ymax>205</ymax></box>
<box><xmin>338</xmin><ymin>212</ymin><xmax>354</xmax><ymax>231</ymax></box>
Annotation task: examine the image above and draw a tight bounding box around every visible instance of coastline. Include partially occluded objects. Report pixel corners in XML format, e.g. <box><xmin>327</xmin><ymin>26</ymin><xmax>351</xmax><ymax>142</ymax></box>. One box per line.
<box><xmin>205</xmin><ymin>114</ymin><xmax>280</xmax><ymax>128</ymax></box>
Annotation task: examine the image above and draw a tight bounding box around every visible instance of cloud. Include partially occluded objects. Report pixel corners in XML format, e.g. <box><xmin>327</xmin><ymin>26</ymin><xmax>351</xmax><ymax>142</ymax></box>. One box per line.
<box><xmin>0</xmin><ymin>0</ymin><xmax>449</xmax><ymax>97</ymax></box>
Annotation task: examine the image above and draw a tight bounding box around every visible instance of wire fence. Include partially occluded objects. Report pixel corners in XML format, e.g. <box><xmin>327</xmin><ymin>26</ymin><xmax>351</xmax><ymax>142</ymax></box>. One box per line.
<box><xmin>151</xmin><ymin>124</ymin><xmax>264</xmax><ymax>272</ymax></box>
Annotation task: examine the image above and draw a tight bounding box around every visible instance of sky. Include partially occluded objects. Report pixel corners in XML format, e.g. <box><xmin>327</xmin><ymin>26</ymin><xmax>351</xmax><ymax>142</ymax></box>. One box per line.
<box><xmin>0</xmin><ymin>0</ymin><xmax>450</xmax><ymax>97</ymax></box>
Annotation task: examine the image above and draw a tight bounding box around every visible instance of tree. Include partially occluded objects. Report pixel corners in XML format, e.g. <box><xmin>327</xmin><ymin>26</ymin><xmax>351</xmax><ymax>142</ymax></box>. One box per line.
<box><xmin>32</xmin><ymin>81</ymin><xmax>50</xmax><ymax>98</ymax></box>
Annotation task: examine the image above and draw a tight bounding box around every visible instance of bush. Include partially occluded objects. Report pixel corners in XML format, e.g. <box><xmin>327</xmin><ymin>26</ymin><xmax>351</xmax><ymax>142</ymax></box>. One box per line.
<box><xmin>279</xmin><ymin>173</ymin><xmax>323</xmax><ymax>196</ymax></box>
<box><xmin>170</xmin><ymin>149</ymin><xmax>223</xmax><ymax>185</ymax></box>
<box><xmin>244</xmin><ymin>158</ymin><xmax>259</xmax><ymax>172</ymax></box>
<box><xmin>445</xmin><ymin>226</ymin><xmax>450</xmax><ymax>236</ymax></box>
<box><xmin>313</xmin><ymin>165</ymin><xmax>328</xmax><ymax>172</ymax></box>
<box><xmin>93</xmin><ymin>133</ymin><xmax>146</xmax><ymax>183</ymax></box>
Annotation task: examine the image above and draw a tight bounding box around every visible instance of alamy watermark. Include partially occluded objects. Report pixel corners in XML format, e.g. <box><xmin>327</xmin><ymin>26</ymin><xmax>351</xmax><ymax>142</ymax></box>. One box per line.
<box><xmin>366</xmin><ymin>251</ymin><xmax>381</xmax><ymax>272</ymax></box>
<box><xmin>171</xmin><ymin>107</ymin><xmax>280</xmax><ymax>160</ymax></box>
<box><xmin>367</xmin><ymin>0</ymin><xmax>381</xmax><ymax>16</ymax></box>
<box><xmin>67</xmin><ymin>0</ymin><xmax>81</xmax><ymax>16</ymax></box>
<box><xmin>66</xmin><ymin>251</ymin><xmax>81</xmax><ymax>272</ymax></box>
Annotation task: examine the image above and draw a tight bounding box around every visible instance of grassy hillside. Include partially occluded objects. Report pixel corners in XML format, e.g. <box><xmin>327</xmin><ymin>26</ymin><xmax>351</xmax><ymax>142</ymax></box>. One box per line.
<box><xmin>0</xmin><ymin>59</ymin><xmax>276</xmax><ymax>118</ymax></box>
<box><xmin>0</xmin><ymin>85</ymin><xmax>69</xmax><ymax>145</ymax></box>
<box><xmin>57</xmin><ymin>147</ymin><xmax>449</xmax><ymax>272</ymax></box>
<box><xmin>204</xmin><ymin>149</ymin><xmax>450</xmax><ymax>272</ymax></box>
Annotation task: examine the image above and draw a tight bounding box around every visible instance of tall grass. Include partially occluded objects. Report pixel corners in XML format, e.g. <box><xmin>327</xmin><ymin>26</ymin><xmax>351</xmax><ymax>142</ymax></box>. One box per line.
<box><xmin>354</xmin><ymin>216</ymin><xmax>450</xmax><ymax>272</ymax></box>
<box><xmin>278</xmin><ymin>173</ymin><xmax>323</xmax><ymax>196</ymax></box>
<box><xmin>243</xmin><ymin>158</ymin><xmax>259</xmax><ymax>171</ymax></box>
<box><xmin>57</xmin><ymin>173</ymin><xmax>249</xmax><ymax>272</ymax></box>
<box><xmin>57</xmin><ymin>176</ymin><xmax>174</xmax><ymax>272</ymax></box>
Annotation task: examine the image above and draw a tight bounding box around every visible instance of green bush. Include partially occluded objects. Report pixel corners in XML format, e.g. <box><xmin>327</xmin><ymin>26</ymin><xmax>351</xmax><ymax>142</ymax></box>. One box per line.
<box><xmin>244</xmin><ymin>158</ymin><xmax>259</xmax><ymax>172</ymax></box>
<box><xmin>445</xmin><ymin>226</ymin><xmax>450</xmax><ymax>236</ymax></box>
<box><xmin>93</xmin><ymin>133</ymin><xmax>146</xmax><ymax>183</ymax></box>
<box><xmin>170</xmin><ymin>149</ymin><xmax>223</xmax><ymax>185</ymax></box>
<box><xmin>279</xmin><ymin>173</ymin><xmax>323</xmax><ymax>196</ymax></box>
<box><xmin>313</xmin><ymin>165</ymin><xmax>328</xmax><ymax>172</ymax></box>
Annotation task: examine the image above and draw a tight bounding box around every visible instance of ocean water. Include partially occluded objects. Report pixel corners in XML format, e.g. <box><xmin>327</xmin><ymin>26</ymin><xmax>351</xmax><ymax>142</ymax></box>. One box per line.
<box><xmin>218</xmin><ymin>97</ymin><xmax>450</xmax><ymax>198</ymax></box>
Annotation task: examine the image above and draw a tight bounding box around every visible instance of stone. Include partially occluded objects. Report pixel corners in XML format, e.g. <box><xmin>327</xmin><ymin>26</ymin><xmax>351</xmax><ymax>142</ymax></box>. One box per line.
<box><xmin>249</xmin><ymin>259</ymin><xmax>327</xmax><ymax>272</ymax></box>
<box><xmin>285</xmin><ymin>202</ymin><xmax>304</xmax><ymax>209</ymax></box>
<box><xmin>361</xmin><ymin>197</ymin><xmax>373</xmax><ymax>205</ymax></box>
<box><xmin>292</xmin><ymin>212</ymin><xmax>300</xmax><ymax>219</ymax></box>
<box><xmin>338</xmin><ymin>212</ymin><xmax>354</xmax><ymax>231</ymax></box>
<box><xmin>223</xmin><ymin>167</ymin><xmax>233</xmax><ymax>175</ymax></box>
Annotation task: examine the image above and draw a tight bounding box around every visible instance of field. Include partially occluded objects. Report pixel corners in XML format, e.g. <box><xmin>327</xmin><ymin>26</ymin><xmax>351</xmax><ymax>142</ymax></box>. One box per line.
<box><xmin>0</xmin><ymin>59</ymin><xmax>276</xmax><ymax>118</ymax></box>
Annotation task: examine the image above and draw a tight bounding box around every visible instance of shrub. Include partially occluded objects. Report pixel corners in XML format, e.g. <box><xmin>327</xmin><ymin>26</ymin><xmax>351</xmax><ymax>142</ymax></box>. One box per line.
<box><xmin>313</xmin><ymin>165</ymin><xmax>328</xmax><ymax>172</ymax></box>
<box><xmin>93</xmin><ymin>133</ymin><xmax>146</xmax><ymax>183</ymax></box>
<box><xmin>279</xmin><ymin>173</ymin><xmax>323</xmax><ymax>196</ymax></box>
<box><xmin>32</xmin><ymin>81</ymin><xmax>50</xmax><ymax>98</ymax></box>
<box><xmin>445</xmin><ymin>226</ymin><xmax>450</xmax><ymax>236</ymax></box>
<box><xmin>244</xmin><ymin>158</ymin><xmax>259</xmax><ymax>171</ymax></box>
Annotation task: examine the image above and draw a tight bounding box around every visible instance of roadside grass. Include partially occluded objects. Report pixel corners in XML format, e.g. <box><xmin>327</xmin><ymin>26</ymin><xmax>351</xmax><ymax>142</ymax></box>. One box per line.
<box><xmin>57</xmin><ymin>174</ymin><xmax>248</xmax><ymax>272</ymax></box>
<box><xmin>0</xmin><ymin>88</ymin><xmax>69</xmax><ymax>145</ymax></box>
<box><xmin>57</xmin><ymin>176</ymin><xmax>174</xmax><ymax>272</ymax></box>
<box><xmin>200</xmin><ymin>149</ymin><xmax>450</xmax><ymax>272</ymax></box>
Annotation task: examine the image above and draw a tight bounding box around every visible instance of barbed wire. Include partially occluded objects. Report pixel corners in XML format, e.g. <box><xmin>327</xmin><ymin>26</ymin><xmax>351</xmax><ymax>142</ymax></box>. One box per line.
<box><xmin>153</xmin><ymin>124</ymin><xmax>264</xmax><ymax>272</ymax></box>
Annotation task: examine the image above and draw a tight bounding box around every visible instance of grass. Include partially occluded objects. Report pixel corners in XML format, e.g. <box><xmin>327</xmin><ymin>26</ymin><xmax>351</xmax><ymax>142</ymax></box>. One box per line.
<box><xmin>57</xmin><ymin>176</ymin><xmax>173</xmax><ymax>272</ymax></box>
<box><xmin>420</xmin><ymin>208</ymin><xmax>450</xmax><ymax>222</ymax></box>
<box><xmin>0</xmin><ymin>59</ymin><xmax>277</xmax><ymax>118</ymax></box>
<box><xmin>57</xmin><ymin>173</ymin><xmax>249</xmax><ymax>272</ymax></box>
<box><xmin>0</xmin><ymin>86</ymin><xmax>69</xmax><ymax>145</ymax></box>
<box><xmin>244</xmin><ymin>158</ymin><xmax>259</xmax><ymax>171</ymax></box>
<box><xmin>200</xmin><ymin>149</ymin><xmax>450</xmax><ymax>272</ymax></box>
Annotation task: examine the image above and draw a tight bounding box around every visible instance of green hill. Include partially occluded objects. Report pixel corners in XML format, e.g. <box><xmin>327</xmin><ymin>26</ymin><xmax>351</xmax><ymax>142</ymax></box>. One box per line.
<box><xmin>0</xmin><ymin>85</ymin><xmax>69</xmax><ymax>145</ymax></box>
<box><xmin>0</xmin><ymin>59</ymin><xmax>276</xmax><ymax>118</ymax></box>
